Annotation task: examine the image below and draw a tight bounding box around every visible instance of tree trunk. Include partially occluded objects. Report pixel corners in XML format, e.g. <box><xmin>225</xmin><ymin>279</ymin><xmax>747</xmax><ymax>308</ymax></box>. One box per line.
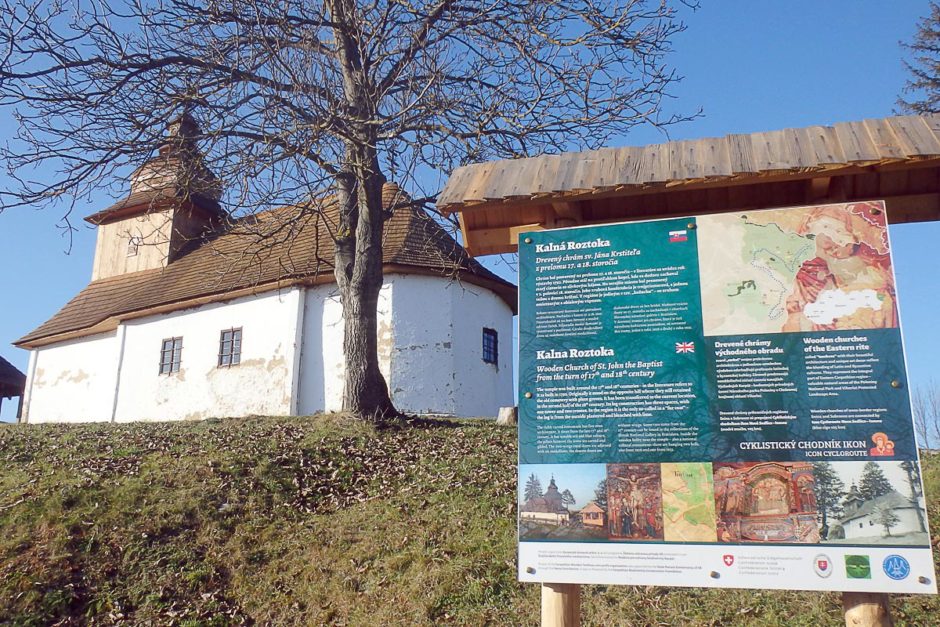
<box><xmin>327</xmin><ymin>0</ymin><xmax>396</xmax><ymax>420</ymax></box>
<box><xmin>341</xmin><ymin>278</ymin><xmax>395</xmax><ymax>418</ymax></box>
<box><xmin>333</xmin><ymin>150</ymin><xmax>397</xmax><ymax>420</ymax></box>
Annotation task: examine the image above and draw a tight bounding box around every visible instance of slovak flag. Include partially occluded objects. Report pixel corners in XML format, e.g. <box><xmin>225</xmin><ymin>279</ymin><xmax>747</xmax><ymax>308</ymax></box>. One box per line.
<box><xmin>669</xmin><ymin>230</ymin><xmax>688</xmax><ymax>242</ymax></box>
<box><xmin>675</xmin><ymin>342</ymin><xmax>695</xmax><ymax>354</ymax></box>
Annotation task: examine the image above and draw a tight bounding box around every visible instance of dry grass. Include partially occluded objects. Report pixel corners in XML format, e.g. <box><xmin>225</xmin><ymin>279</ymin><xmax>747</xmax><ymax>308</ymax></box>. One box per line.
<box><xmin>0</xmin><ymin>416</ymin><xmax>937</xmax><ymax>626</ymax></box>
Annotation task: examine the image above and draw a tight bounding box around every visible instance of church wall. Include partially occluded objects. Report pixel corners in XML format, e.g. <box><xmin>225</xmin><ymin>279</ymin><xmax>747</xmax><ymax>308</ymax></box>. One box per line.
<box><xmin>297</xmin><ymin>284</ymin><xmax>340</xmax><ymax>414</ymax></box>
<box><xmin>386</xmin><ymin>274</ymin><xmax>457</xmax><ymax>415</ymax></box>
<box><xmin>297</xmin><ymin>282</ymin><xmax>394</xmax><ymax>414</ymax></box>
<box><xmin>24</xmin><ymin>332</ymin><xmax>119</xmax><ymax>423</ymax></box>
<box><xmin>112</xmin><ymin>289</ymin><xmax>300</xmax><ymax>421</ymax></box>
<box><xmin>448</xmin><ymin>278</ymin><xmax>514</xmax><ymax>417</ymax></box>
<box><xmin>387</xmin><ymin>274</ymin><xmax>513</xmax><ymax>417</ymax></box>
<box><xmin>24</xmin><ymin>273</ymin><xmax>512</xmax><ymax>422</ymax></box>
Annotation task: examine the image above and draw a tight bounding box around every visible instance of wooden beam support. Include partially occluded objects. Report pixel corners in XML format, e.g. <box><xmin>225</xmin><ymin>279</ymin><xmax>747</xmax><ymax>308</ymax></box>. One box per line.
<box><xmin>808</xmin><ymin>176</ymin><xmax>831</xmax><ymax>201</ymax></box>
<box><xmin>843</xmin><ymin>592</ymin><xmax>894</xmax><ymax>627</ymax></box>
<box><xmin>457</xmin><ymin>211</ymin><xmax>473</xmax><ymax>255</ymax></box>
<box><xmin>550</xmin><ymin>201</ymin><xmax>584</xmax><ymax>227</ymax></box>
<box><xmin>458</xmin><ymin>191</ymin><xmax>940</xmax><ymax>256</ymax></box>
<box><xmin>541</xmin><ymin>583</ymin><xmax>580</xmax><ymax>627</ymax></box>
<box><xmin>883</xmin><ymin>192</ymin><xmax>940</xmax><ymax>223</ymax></box>
<box><xmin>448</xmin><ymin>163</ymin><xmax>879</xmax><ymax>216</ymax></box>
<box><xmin>465</xmin><ymin>223</ymin><xmax>545</xmax><ymax>256</ymax></box>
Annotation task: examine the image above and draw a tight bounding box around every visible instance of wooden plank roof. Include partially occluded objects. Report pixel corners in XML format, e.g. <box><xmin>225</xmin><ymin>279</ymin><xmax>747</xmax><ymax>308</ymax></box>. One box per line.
<box><xmin>0</xmin><ymin>355</ymin><xmax>26</xmax><ymax>397</ymax></box>
<box><xmin>438</xmin><ymin>115</ymin><xmax>940</xmax><ymax>210</ymax></box>
<box><xmin>17</xmin><ymin>186</ymin><xmax>516</xmax><ymax>348</ymax></box>
<box><xmin>438</xmin><ymin>115</ymin><xmax>940</xmax><ymax>256</ymax></box>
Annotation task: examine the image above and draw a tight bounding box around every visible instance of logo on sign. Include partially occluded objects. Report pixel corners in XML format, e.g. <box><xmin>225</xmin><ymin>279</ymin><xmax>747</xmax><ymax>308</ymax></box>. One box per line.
<box><xmin>883</xmin><ymin>555</ymin><xmax>911</xmax><ymax>580</ymax></box>
<box><xmin>813</xmin><ymin>554</ymin><xmax>832</xmax><ymax>578</ymax></box>
<box><xmin>722</xmin><ymin>554</ymin><xmax>734</xmax><ymax>567</ymax></box>
<box><xmin>845</xmin><ymin>555</ymin><xmax>872</xmax><ymax>579</ymax></box>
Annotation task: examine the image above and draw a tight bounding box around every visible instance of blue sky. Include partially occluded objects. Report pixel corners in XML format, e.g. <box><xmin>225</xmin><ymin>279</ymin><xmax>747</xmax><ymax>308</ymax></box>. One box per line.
<box><xmin>1</xmin><ymin>1</ymin><xmax>938</xmax><ymax>422</ymax></box>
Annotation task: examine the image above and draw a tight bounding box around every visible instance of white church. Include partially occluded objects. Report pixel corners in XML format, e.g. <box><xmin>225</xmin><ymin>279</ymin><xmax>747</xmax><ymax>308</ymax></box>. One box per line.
<box><xmin>15</xmin><ymin>115</ymin><xmax>516</xmax><ymax>423</ymax></box>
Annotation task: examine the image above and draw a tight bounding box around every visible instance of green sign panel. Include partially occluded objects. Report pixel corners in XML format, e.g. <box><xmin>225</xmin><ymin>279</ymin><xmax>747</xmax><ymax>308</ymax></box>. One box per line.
<box><xmin>517</xmin><ymin>201</ymin><xmax>935</xmax><ymax>594</ymax></box>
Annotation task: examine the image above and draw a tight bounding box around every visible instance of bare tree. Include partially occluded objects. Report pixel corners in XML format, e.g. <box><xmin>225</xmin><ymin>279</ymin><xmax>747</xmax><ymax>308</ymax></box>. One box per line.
<box><xmin>0</xmin><ymin>0</ymin><xmax>696</xmax><ymax>419</ymax></box>
<box><xmin>911</xmin><ymin>382</ymin><xmax>940</xmax><ymax>449</ymax></box>
<box><xmin>898</xmin><ymin>1</ymin><xmax>940</xmax><ymax>114</ymax></box>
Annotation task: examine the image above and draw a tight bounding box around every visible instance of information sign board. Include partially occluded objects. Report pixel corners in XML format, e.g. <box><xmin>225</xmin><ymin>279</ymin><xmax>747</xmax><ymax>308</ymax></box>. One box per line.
<box><xmin>517</xmin><ymin>201</ymin><xmax>936</xmax><ymax>593</ymax></box>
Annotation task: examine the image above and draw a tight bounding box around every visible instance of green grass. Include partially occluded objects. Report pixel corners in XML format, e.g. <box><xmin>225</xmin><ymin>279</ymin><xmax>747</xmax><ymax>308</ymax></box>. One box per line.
<box><xmin>0</xmin><ymin>416</ymin><xmax>938</xmax><ymax>626</ymax></box>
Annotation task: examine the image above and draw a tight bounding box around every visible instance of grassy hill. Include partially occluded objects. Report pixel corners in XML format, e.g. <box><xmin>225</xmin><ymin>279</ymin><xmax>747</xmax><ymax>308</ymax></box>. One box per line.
<box><xmin>1</xmin><ymin>416</ymin><xmax>939</xmax><ymax>626</ymax></box>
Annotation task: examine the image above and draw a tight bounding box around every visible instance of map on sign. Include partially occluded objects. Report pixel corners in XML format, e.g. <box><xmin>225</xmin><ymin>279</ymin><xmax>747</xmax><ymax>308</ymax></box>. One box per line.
<box><xmin>661</xmin><ymin>462</ymin><xmax>718</xmax><ymax>542</ymax></box>
<box><xmin>697</xmin><ymin>202</ymin><xmax>896</xmax><ymax>336</ymax></box>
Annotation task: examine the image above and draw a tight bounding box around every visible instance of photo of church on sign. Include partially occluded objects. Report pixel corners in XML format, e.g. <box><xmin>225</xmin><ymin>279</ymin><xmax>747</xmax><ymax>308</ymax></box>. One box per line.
<box><xmin>518</xmin><ymin>464</ymin><xmax>608</xmax><ymax>542</ymax></box>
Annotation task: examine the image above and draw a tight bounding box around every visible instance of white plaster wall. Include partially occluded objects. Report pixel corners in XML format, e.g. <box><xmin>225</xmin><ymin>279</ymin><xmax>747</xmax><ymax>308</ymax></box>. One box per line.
<box><xmin>297</xmin><ymin>282</ymin><xmax>393</xmax><ymax>414</ymax></box>
<box><xmin>24</xmin><ymin>332</ymin><xmax>119</xmax><ymax>423</ymax></box>
<box><xmin>26</xmin><ymin>273</ymin><xmax>512</xmax><ymax>423</ymax></box>
<box><xmin>388</xmin><ymin>274</ymin><xmax>514</xmax><ymax>417</ymax></box>
<box><xmin>448</xmin><ymin>278</ymin><xmax>514</xmax><ymax>417</ymax></box>
<box><xmin>113</xmin><ymin>289</ymin><xmax>301</xmax><ymax>421</ymax></box>
<box><xmin>386</xmin><ymin>274</ymin><xmax>457</xmax><ymax>415</ymax></box>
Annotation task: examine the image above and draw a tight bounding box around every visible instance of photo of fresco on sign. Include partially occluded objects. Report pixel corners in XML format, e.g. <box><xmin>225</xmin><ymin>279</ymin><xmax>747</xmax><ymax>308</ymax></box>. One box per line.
<box><xmin>516</xmin><ymin>200</ymin><xmax>935</xmax><ymax>594</ymax></box>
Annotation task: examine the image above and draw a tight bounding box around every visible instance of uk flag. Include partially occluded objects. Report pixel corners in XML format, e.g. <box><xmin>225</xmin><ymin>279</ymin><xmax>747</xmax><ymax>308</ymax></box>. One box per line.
<box><xmin>675</xmin><ymin>342</ymin><xmax>695</xmax><ymax>354</ymax></box>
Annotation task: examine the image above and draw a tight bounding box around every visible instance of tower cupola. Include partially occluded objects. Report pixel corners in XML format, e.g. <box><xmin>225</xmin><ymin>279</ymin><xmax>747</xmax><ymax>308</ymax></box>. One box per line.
<box><xmin>85</xmin><ymin>112</ymin><xmax>225</xmax><ymax>280</ymax></box>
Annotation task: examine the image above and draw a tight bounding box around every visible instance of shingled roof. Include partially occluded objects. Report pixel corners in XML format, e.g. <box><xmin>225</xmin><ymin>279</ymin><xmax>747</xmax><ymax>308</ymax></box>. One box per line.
<box><xmin>438</xmin><ymin>115</ymin><xmax>940</xmax><ymax>210</ymax></box>
<box><xmin>17</xmin><ymin>187</ymin><xmax>516</xmax><ymax>348</ymax></box>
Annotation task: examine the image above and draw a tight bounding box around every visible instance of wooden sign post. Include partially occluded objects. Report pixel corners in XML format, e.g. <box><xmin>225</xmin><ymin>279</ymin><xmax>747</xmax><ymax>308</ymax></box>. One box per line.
<box><xmin>842</xmin><ymin>592</ymin><xmax>893</xmax><ymax>627</ymax></box>
<box><xmin>541</xmin><ymin>583</ymin><xmax>580</xmax><ymax>627</ymax></box>
<box><xmin>540</xmin><ymin>587</ymin><xmax>894</xmax><ymax>626</ymax></box>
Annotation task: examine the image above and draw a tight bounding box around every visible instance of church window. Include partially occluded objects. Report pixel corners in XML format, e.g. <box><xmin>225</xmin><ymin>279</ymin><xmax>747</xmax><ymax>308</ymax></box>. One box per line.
<box><xmin>127</xmin><ymin>236</ymin><xmax>141</xmax><ymax>257</ymax></box>
<box><xmin>482</xmin><ymin>327</ymin><xmax>498</xmax><ymax>365</ymax></box>
<box><xmin>218</xmin><ymin>328</ymin><xmax>242</xmax><ymax>367</ymax></box>
<box><xmin>159</xmin><ymin>337</ymin><xmax>182</xmax><ymax>374</ymax></box>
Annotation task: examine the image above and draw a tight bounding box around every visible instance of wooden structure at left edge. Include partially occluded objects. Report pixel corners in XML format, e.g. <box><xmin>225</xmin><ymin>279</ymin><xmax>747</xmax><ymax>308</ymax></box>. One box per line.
<box><xmin>0</xmin><ymin>355</ymin><xmax>26</xmax><ymax>421</ymax></box>
<box><xmin>438</xmin><ymin>114</ymin><xmax>940</xmax><ymax>627</ymax></box>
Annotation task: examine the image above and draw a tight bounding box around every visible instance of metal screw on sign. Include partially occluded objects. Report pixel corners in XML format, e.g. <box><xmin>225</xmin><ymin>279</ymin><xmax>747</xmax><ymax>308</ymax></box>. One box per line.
<box><xmin>871</xmin><ymin>208</ymin><xmax>882</xmax><ymax>215</ymax></box>
<box><xmin>919</xmin><ymin>576</ymin><xmax>931</xmax><ymax>585</ymax></box>
<box><xmin>687</xmin><ymin>222</ymin><xmax>696</xmax><ymax>230</ymax></box>
<box><xmin>526</xmin><ymin>567</ymin><xmax>536</xmax><ymax>574</ymax></box>
<box><xmin>891</xmin><ymin>380</ymin><xmax>903</xmax><ymax>389</ymax></box>
<box><xmin>709</xmin><ymin>571</ymin><xmax>720</xmax><ymax>579</ymax></box>
<box><xmin>524</xmin><ymin>392</ymin><xmax>533</xmax><ymax>399</ymax></box>
<box><xmin>524</xmin><ymin>237</ymin><xmax>532</xmax><ymax>244</ymax></box>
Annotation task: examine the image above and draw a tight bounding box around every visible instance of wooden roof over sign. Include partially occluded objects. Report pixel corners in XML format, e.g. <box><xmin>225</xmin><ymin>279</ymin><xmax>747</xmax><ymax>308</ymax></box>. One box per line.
<box><xmin>0</xmin><ymin>355</ymin><xmax>25</xmax><ymax>398</ymax></box>
<box><xmin>439</xmin><ymin>115</ymin><xmax>940</xmax><ymax>256</ymax></box>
